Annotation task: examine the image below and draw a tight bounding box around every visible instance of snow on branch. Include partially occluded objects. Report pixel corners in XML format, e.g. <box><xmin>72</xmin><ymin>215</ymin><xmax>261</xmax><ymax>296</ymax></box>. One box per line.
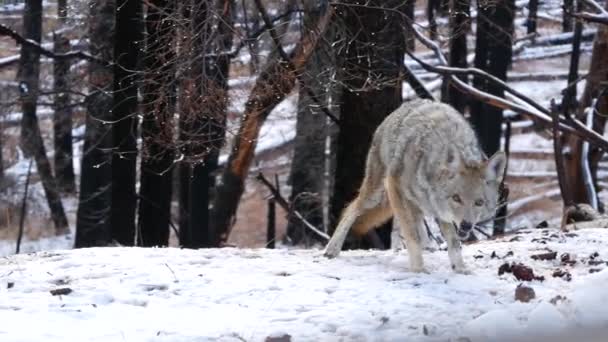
<box><xmin>0</xmin><ymin>23</ymin><xmax>106</xmax><ymax>66</ymax></box>
<box><xmin>569</xmin><ymin>0</ymin><xmax>608</xmax><ymax>26</ymax></box>
<box><xmin>407</xmin><ymin>24</ymin><xmax>608</xmax><ymax>151</ymax></box>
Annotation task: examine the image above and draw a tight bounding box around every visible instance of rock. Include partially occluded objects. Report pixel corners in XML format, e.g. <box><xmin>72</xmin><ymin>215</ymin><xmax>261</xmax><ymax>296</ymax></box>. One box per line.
<box><xmin>515</xmin><ymin>284</ymin><xmax>536</xmax><ymax>303</ymax></box>
<box><xmin>265</xmin><ymin>334</ymin><xmax>291</xmax><ymax>342</ymax></box>
<box><xmin>531</xmin><ymin>251</ymin><xmax>557</xmax><ymax>261</ymax></box>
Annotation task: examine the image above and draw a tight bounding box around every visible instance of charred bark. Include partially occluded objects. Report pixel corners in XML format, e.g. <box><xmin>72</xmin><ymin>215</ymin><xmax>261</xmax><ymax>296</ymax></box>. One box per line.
<box><xmin>470</xmin><ymin>0</ymin><xmax>514</xmax><ymax>235</ymax></box>
<box><xmin>329</xmin><ymin>0</ymin><xmax>405</xmax><ymax>249</ymax></box>
<box><xmin>527</xmin><ymin>0</ymin><xmax>539</xmax><ymax>34</ymax></box>
<box><xmin>75</xmin><ymin>0</ymin><xmax>115</xmax><ymax>247</ymax></box>
<box><xmin>286</xmin><ymin>1</ymin><xmax>330</xmax><ymax>246</ymax></box>
<box><xmin>443</xmin><ymin>0</ymin><xmax>470</xmax><ymax>112</ymax></box>
<box><xmin>18</xmin><ymin>0</ymin><xmax>69</xmax><ymax>235</ymax></box>
<box><xmin>111</xmin><ymin>0</ymin><xmax>143</xmax><ymax>246</ymax></box>
<box><xmin>177</xmin><ymin>0</ymin><xmax>235</xmax><ymax>248</ymax></box>
<box><xmin>210</xmin><ymin>7</ymin><xmax>334</xmax><ymax>245</ymax></box>
<box><xmin>566</xmin><ymin>1</ymin><xmax>608</xmax><ymax>207</ymax></box>
<box><xmin>53</xmin><ymin>0</ymin><xmax>75</xmax><ymax>193</ymax></box>
<box><xmin>137</xmin><ymin>0</ymin><xmax>177</xmax><ymax>247</ymax></box>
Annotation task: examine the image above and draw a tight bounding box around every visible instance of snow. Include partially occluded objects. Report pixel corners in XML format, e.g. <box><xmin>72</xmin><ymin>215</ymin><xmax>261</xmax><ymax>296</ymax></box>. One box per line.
<box><xmin>2</xmin><ymin>228</ymin><xmax>608</xmax><ymax>341</ymax></box>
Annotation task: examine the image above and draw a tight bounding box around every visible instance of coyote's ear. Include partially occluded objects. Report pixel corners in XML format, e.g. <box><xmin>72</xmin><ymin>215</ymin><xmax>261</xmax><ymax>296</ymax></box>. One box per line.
<box><xmin>485</xmin><ymin>151</ymin><xmax>507</xmax><ymax>184</ymax></box>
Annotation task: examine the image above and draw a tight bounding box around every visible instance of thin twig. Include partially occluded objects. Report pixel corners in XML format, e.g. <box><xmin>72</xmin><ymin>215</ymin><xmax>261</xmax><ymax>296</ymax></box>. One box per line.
<box><xmin>256</xmin><ymin>173</ymin><xmax>330</xmax><ymax>240</ymax></box>
<box><xmin>16</xmin><ymin>159</ymin><xmax>34</xmax><ymax>254</ymax></box>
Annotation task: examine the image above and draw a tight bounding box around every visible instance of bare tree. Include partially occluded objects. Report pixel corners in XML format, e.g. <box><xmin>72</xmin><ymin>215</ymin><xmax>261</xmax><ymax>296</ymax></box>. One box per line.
<box><xmin>565</xmin><ymin>1</ymin><xmax>608</xmax><ymax>208</ymax></box>
<box><xmin>18</xmin><ymin>0</ymin><xmax>69</xmax><ymax>234</ymax></box>
<box><xmin>75</xmin><ymin>0</ymin><xmax>115</xmax><ymax>247</ymax></box>
<box><xmin>210</xmin><ymin>3</ymin><xmax>334</xmax><ymax>246</ymax></box>
<box><xmin>286</xmin><ymin>0</ymin><xmax>333</xmax><ymax>246</ymax></box>
<box><xmin>111</xmin><ymin>0</ymin><xmax>143</xmax><ymax>246</ymax></box>
<box><xmin>329</xmin><ymin>0</ymin><xmax>406</xmax><ymax>249</ymax></box>
<box><xmin>138</xmin><ymin>0</ymin><xmax>177</xmax><ymax>247</ymax></box>
<box><xmin>470</xmin><ymin>0</ymin><xmax>514</xmax><ymax>235</ymax></box>
<box><xmin>442</xmin><ymin>0</ymin><xmax>470</xmax><ymax>112</ymax></box>
<box><xmin>53</xmin><ymin>0</ymin><xmax>75</xmax><ymax>193</ymax></box>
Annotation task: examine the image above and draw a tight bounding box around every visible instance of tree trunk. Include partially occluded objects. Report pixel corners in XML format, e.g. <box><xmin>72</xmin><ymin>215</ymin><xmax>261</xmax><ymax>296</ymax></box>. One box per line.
<box><xmin>210</xmin><ymin>7</ymin><xmax>334</xmax><ymax>245</ymax></box>
<box><xmin>53</xmin><ymin>0</ymin><xmax>75</xmax><ymax>193</ymax></box>
<box><xmin>137</xmin><ymin>0</ymin><xmax>176</xmax><ymax>247</ymax></box>
<box><xmin>111</xmin><ymin>0</ymin><xmax>142</xmax><ymax>246</ymax></box>
<box><xmin>470</xmin><ymin>0</ymin><xmax>514</xmax><ymax>235</ymax></box>
<box><xmin>527</xmin><ymin>0</ymin><xmax>538</xmax><ymax>34</ymax></box>
<box><xmin>405</xmin><ymin>0</ymin><xmax>416</xmax><ymax>51</ymax></box>
<box><xmin>443</xmin><ymin>0</ymin><xmax>470</xmax><ymax>112</ymax></box>
<box><xmin>428</xmin><ymin>0</ymin><xmax>439</xmax><ymax>40</ymax></box>
<box><xmin>75</xmin><ymin>0</ymin><xmax>115</xmax><ymax>248</ymax></box>
<box><xmin>176</xmin><ymin>0</ymin><xmax>234</xmax><ymax>248</ymax></box>
<box><xmin>329</xmin><ymin>0</ymin><xmax>405</xmax><ymax>250</ymax></box>
<box><xmin>18</xmin><ymin>0</ymin><xmax>69</xmax><ymax>235</ymax></box>
<box><xmin>286</xmin><ymin>1</ymin><xmax>330</xmax><ymax>246</ymax></box>
<box><xmin>189</xmin><ymin>0</ymin><xmax>235</xmax><ymax>248</ymax></box>
<box><xmin>566</xmin><ymin>1</ymin><xmax>608</xmax><ymax>207</ymax></box>
<box><xmin>563</xmin><ymin>0</ymin><xmax>574</xmax><ymax>32</ymax></box>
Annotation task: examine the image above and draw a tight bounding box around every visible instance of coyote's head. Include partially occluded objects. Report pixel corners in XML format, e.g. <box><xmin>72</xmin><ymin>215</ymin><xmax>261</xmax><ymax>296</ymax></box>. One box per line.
<box><xmin>436</xmin><ymin>151</ymin><xmax>507</xmax><ymax>235</ymax></box>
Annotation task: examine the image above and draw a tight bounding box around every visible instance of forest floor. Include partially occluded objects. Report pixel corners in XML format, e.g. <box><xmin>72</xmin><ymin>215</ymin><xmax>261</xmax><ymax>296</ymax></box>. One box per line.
<box><xmin>2</xmin><ymin>228</ymin><xmax>608</xmax><ymax>341</ymax></box>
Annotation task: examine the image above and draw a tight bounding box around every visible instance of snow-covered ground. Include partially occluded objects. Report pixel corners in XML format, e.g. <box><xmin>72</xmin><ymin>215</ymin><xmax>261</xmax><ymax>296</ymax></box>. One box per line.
<box><xmin>2</xmin><ymin>228</ymin><xmax>608</xmax><ymax>341</ymax></box>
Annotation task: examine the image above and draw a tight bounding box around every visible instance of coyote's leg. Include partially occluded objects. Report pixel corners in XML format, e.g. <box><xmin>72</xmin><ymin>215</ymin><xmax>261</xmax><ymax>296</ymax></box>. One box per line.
<box><xmin>323</xmin><ymin>199</ymin><xmax>362</xmax><ymax>258</ymax></box>
<box><xmin>385</xmin><ymin>175</ymin><xmax>425</xmax><ymax>273</ymax></box>
<box><xmin>323</xmin><ymin>195</ymin><xmax>390</xmax><ymax>258</ymax></box>
<box><xmin>438</xmin><ymin>221</ymin><xmax>468</xmax><ymax>274</ymax></box>
<box><xmin>351</xmin><ymin>204</ymin><xmax>392</xmax><ymax>237</ymax></box>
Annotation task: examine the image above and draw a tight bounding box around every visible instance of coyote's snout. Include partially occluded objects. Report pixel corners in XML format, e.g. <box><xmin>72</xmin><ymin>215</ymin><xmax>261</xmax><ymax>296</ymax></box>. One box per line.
<box><xmin>323</xmin><ymin>99</ymin><xmax>506</xmax><ymax>274</ymax></box>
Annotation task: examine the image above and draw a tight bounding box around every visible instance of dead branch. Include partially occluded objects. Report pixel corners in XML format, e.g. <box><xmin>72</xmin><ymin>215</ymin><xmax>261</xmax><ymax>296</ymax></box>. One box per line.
<box><xmin>401</xmin><ymin>63</ymin><xmax>435</xmax><ymax>100</ymax></box>
<box><xmin>569</xmin><ymin>0</ymin><xmax>608</xmax><ymax>25</ymax></box>
<box><xmin>0</xmin><ymin>23</ymin><xmax>106</xmax><ymax>65</ymax></box>
<box><xmin>253</xmin><ymin>0</ymin><xmax>339</xmax><ymax>124</ymax></box>
<box><xmin>407</xmin><ymin>25</ymin><xmax>608</xmax><ymax>151</ymax></box>
<box><xmin>551</xmin><ymin>99</ymin><xmax>574</xmax><ymax>209</ymax></box>
<box><xmin>210</xmin><ymin>5</ymin><xmax>334</xmax><ymax>244</ymax></box>
<box><xmin>256</xmin><ymin>173</ymin><xmax>329</xmax><ymax>241</ymax></box>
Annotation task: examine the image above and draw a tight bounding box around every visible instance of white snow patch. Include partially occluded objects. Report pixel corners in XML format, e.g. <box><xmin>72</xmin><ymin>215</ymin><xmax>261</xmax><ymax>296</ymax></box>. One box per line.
<box><xmin>2</xmin><ymin>229</ymin><xmax>608</xmax><ymax>341</ymax></box>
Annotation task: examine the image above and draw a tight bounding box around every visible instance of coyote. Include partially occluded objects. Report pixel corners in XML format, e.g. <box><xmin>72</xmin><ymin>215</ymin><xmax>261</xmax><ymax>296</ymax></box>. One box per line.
<box><xmin>323</xmin><ymin>99</ymin><xmax>506</xmax><ymax>274</ymax></box>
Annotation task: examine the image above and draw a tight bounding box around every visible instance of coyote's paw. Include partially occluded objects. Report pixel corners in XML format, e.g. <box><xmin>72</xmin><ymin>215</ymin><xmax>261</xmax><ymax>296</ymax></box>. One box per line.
<box><xmin>410</xmin><ymin>266</ymin><xmax>429</xmax><ymax>274</ymax></box>
<box><xmin>323</xmin><ymin>243</ymin><xmax>341</xmax><ymax>259</ymax></box>
<box><xmin>452</xmin><ymin>265</ymin><xmax>472</xmax><ymax>275</ymax></box>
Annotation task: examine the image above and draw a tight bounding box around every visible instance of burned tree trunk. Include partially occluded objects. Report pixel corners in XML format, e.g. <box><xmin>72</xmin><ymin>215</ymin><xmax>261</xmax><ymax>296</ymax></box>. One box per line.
<box><xmin>111</xmin><ymin>0</ymin><xmax>143</xmax><ymax>246</ymax></box>
<box><xmin>443</xmin><ymin>0</ymin><xmax>470</xmax><ymax>112</ymax></box>
<box><xmin>187</xmin><ymin>0</ymin><xmax>235</xmax><ymax>248</ymax></box>
<box><xmin>527</xmin><ymin>0</ymin><xmax>538</xmax><ymax>34</ymax></box>
<box><xmin>564</xmin><ymin>0</ymin><xmax>574</xmax><ymax>32</ymax></box>
<box><xmin>329</xmin><ymin>0</ymin><xmax>405</xmax><ymax>249</ymax></box>
<box><xmin>138</xmin><ymin>0</ymin><xmax>177</xmax><ymax>247</ymax></box>
<box><xmin>565</xmin><ymin>2</ymin><xmax>608</xmax><ymax>208</ymax></box>
<box><xmin>75</xmin><ymin>0</ymin><xmax>115</xmax><ymax>247</ymax></box>
<box><xmin>210</xmin><ymin>7</ymin><xmax>333</xmax><ymax>245</ymax></box>
<box><xmin>405</xmin><ymin>0</ymin><xmax>416</xmax><ymax>51</ymax></box>
<box><xmin>286</xmin><ymin>1</ymin><xmax>331</xmax><ymax>246</ymax></box>
<box><xmin>177</xmin><ymin>0</ymin><xmax>235</xmax><ymax>248</ymax></box>
<box><xmin>18</xmin><ymin>0</ymin><xmax>69</xmax><ymax>235</ymax></box>
<box><xmin>470</xmin><ymin>0</ymin><xmax>514</xmax><ymax>235</ymax></box>
<box><xmin>53</xmin><ymin>0</ymin><xmax>75</xmax><ymax>193</ymax></box>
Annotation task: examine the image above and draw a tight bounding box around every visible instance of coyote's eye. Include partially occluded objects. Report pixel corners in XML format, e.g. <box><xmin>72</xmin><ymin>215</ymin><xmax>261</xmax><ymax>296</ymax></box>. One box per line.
<box><xmin>451</xmin><ymin>194</ymin><xmax>463</xmax><ymax>204</ymax></box>
<box><xmin>474</xmin><ymin>199</ymin><xmax>484</xmax><ymax>207</ymax></box>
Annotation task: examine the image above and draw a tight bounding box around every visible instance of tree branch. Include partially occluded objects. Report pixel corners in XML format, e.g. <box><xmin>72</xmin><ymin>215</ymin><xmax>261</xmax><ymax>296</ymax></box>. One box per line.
<box><xmin>407</xmin><ymin>24</ymin><xmax>608</xmax><ymax>151</ymax></box>
<box><xmin>0</xmin><ymin>23</ymin><xmax>107</xmax><ymax>66</ymax></box>
<box><xmin>256</xmin><ymin>173</ymin><xmax>330</xmax><ymax>241</ymax></box>
<box><xmin>253</xmin><ymin>0</ymin><xmax>339</xmax><ymax>125</ymax></box>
